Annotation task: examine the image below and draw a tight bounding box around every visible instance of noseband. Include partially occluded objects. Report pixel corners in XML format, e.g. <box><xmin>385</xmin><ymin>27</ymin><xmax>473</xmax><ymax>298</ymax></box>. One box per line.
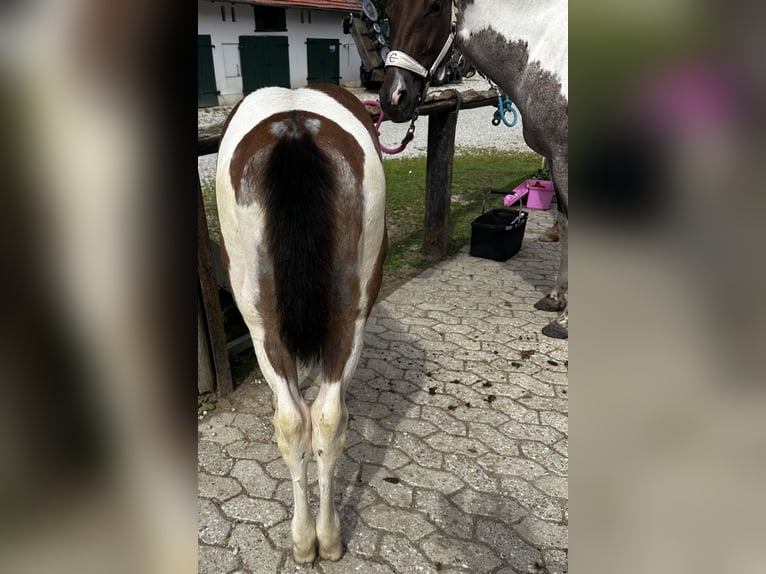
<box><xmin>384</xmin><ymin>1</ymin><xmax>458</xmax><ymax>105</ymax></box>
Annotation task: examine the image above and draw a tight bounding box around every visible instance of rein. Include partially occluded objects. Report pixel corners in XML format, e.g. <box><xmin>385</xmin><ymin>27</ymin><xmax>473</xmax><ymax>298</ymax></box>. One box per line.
<box><xmin>363</xmin><ymin>99</ymin><xmax>417</xmax><ymax>155</ymax></box>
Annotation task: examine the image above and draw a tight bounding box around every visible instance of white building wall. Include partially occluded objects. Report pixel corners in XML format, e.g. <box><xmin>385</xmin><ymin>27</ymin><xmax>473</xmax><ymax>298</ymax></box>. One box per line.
<box><xmin>198</xmin><ymin>1</ymin><xmax>363</xmax><ymax>106</ymax></box>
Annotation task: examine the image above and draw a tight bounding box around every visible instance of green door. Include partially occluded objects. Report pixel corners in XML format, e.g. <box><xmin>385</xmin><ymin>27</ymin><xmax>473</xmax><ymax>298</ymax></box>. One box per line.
<box><xmin>239</xmin><ymin>36</ymin><xmax>290</xmax><ymax>94</ymax></box>
<box><xmin>306</xmin><ymin>39</ymin><xmax>340</xmax><ymax>84</ymax></box>
<box><xmin>198</xmin><ymin>35</ymin><xmax>219</xmax><ymax>107</ymax></box>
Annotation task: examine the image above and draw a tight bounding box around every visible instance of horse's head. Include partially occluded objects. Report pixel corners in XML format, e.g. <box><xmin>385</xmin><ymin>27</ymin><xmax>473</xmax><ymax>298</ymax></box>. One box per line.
<box><xmin>379</xmin><ymin>0</ymin><xmax>455</xmax><ymax>122</ymax></box>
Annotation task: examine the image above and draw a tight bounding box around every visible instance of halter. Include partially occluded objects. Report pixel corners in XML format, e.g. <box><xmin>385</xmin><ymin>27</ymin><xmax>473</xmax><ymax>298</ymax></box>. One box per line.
<box><xmin>384</xmin><ymin>1</ymin><xmax>458</xmax><ymax>105</ymax></box>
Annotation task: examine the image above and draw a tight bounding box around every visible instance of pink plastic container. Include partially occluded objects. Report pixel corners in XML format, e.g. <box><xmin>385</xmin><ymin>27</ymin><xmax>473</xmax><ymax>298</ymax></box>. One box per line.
<box><xmin>503</xmin><ymin>179</ymin><xmax>556</xmax><ymax>209</ymax></box>
<box><xmin>510</xmin><ymin>180</ymin><xmax>555</xmax><ymax>210</ymax></box>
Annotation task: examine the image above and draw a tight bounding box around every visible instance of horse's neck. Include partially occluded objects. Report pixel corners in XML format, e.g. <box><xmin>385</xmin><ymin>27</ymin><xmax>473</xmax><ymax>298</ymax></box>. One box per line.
<box><xmin>457</xmin><ymin>0</ymin><xmax>568</xmax><ymax>100</ymax></box>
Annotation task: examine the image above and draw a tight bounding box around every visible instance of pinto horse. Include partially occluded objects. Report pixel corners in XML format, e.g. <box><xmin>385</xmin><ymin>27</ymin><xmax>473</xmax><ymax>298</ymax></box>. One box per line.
<box><xmin>380</xmin><ymin>0</ymin><xmax>569</xmax><ymax>338</ymax></box>
<box><xmin>216</xmin><ymin>84</ymin><xmax>387</xmax><ymax>563</ymax></box>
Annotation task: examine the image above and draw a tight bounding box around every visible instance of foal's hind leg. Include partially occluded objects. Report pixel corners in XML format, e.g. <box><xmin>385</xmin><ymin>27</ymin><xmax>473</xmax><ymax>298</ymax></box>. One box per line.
<box><xmin>310</xmin><ymin>323</ymin><xmax>364</xmax><ymax>560</ymax></box>
<box><xmin>253</xmin><ymin>343</ymin><xmax>317</xmax><ymax>563</ymax></box>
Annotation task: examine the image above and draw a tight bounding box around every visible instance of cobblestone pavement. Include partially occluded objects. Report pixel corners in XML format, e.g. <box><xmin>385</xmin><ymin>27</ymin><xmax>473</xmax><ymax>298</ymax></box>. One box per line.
<box><xmin>198</xmin><ymin>207</ymin><xmax>568</xmax><ymax>574</ymax></box>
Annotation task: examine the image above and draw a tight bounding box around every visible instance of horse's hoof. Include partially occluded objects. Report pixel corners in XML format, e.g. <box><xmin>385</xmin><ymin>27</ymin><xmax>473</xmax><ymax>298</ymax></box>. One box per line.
<box><xmin>292</xmin><ymin>543</ymin><xmax>317</xmax><ymax>565</ymax></box>
<box><xmin>318</xmin><ymin>540</ymin><xmax>344</xmax><ymax>562</ymax></box>
<box><xmin>534</xmin><ymin>295</ymin><xmax>564</xmax><ymax>312</ymax></box>
<box><xmin>542</xmin><ymin>320</ymin><xmax>568</xmax><ymax>339</ymax></box>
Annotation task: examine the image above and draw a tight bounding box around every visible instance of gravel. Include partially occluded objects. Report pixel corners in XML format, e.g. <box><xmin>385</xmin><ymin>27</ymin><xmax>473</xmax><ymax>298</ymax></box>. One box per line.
<box><xmin>197</xmin><ymin>75</ymin><xmax>533</xmax><ymax>187</ymax></box>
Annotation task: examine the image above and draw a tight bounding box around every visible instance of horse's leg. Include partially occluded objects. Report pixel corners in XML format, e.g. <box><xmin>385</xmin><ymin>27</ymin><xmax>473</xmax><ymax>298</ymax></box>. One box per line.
<box><xmin>311</xmin><ymin>321</ymin><xmax>364</xmax><ymax>560</ymax></box>
<box><xmin>541</xmin><ymin>211</ymin><xmax>569</xmax><ymax>339</ymax></box>
<box><xmin>536</xmin><ymin>152</ymin><xmax>569</xmax><ymax>339</ymax></box>
<box><xmin>252</xmin><ymin>342</ymin><xmax>317</xmax><ymax>563</ymax></box>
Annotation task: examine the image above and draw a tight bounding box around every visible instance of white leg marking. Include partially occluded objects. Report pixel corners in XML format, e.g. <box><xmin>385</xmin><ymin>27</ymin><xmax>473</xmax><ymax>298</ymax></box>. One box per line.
<box><xmin>253</xmin><ymin>345</ymin><xmax>316</xmax><ymax>563</ymax></box>
<box><xmin>310</xmin><ymin>382</ymin><xmax>347</xmax><ymax>561</ymax></box>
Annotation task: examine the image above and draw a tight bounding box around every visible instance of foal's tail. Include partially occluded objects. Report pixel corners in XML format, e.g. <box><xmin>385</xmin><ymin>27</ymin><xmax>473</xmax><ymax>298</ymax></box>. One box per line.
<box><xmin>263</xmin><ymin>124</ymin><xmax>337</xmax><ymax>365</ymax></box>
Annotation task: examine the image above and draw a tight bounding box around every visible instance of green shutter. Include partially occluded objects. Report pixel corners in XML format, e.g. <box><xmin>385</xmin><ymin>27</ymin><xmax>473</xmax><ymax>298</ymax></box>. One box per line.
<box><xmin>239</xmin><ymin>36</ymin><xmax>291</xmax><ymax>94</ymax></box>
<box><xmin>306</xmin><ymin>39</ymin><xmax>340</xmax><ymax>85</ymax></box>
<box><xmin>197</xmin><ymin>35</ymin><xmax>219</xmax><ymax>107</ymax></box>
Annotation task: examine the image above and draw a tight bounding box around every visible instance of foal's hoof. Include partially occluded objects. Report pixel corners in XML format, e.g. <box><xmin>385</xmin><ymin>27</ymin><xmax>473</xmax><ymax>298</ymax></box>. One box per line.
<box><xmin>292</xmin><ymin>543</ymin><xmax>317</xmax><ymax>565</ymax></box>
<box><xmin>319</xmin><ymin>539</ymin><xmax>344</xmax><ymax>562</ymax></box>
<box><xmin>534</xmin><ymin>294</ymin><xmax>565</xmax><ymax>312</ymax></box>
<box><xmin>542</xmin><ymin>319</ymin><xmax>568</xmax><ymax>339</ymax></box>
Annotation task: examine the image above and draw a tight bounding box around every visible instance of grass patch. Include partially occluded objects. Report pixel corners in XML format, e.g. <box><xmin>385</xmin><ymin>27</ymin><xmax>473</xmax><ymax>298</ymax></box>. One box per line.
<box><xmin>383</xmin><ymin>149</ymin><xmax>541</xmax><ymax>280</ymax></box>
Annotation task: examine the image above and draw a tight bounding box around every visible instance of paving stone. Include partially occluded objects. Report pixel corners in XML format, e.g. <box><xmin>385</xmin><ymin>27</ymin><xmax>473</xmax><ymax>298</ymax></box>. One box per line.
<box><xmin>520</xmin><ymin>441</ymin><xmax>568</xmax><ymax>476</ymax></box>
<box><xmin>419</xmin><ymin>405</ymin><xmax>468</xmax><ymax>437</ymax></box>
<box><xmin>198</xmin><ymin>544</ymin><xmax>240</xmax><ymax>574</ymax></box>
<box><xmin>347</xmin><ymin>443</ymin><xmax>411</xmax><ymax>469</ymax></box>
<box><xmin>552</xmin><ymin>438</ymin><xmax>568</xmax><ymax>458</ymax></box>
<box><xmin>535</xmin><ymin>475</ymin><xmax>568</xmax><ymax>499</ymax></box>
<box><xmin>500</xmin><ymin>477</ymin><xmax>564</xmax><ymax>522</ymax></box>
<box><xmin>540</xmin><ymin>410</ymin><xmax>568</xmax><ymax>434</ymax></box>
<box><xmin>420</xmin><ymin>533</ymin><xmax>502</xmax><ymax>572</ymax></box>
<box><xmin>198</xmin><ymin>421</ymin><xmax>245</xmax><ymax>445</ymax></box>
<box><xmin>359</xmin><ymin>504</ymin><xmax>436</xmax><ymax>540</ymax></box>
<box><xmin>543</xmin><ymin>548</ymin><xmax>569</xmax><ymax>574</ymax></box>
<box><xmin>265</xmin><ymin>519</ymin><xmax>293</xmax><ymax>553</ymax></box>
<box><xmin>229</xmin><ymin>522</ymin><xmax>281</xmax><ymax>573</ymax></box>
<box><xmin>413</xmin><ymin>490</ymin><xmax>474</xmax><ymax>540</ymax></box>
<box><xmin>377</xmin><ymin>534</ymin><xmax>437</xmax><ymax>573</ymax></box>
<box><xmin>425</xmin><ymin>354</ymin><xmax>465</xmax><ymax>372</ymax></box>
<box><xmin>346</xmin><ymin>398</ymin><xmax>394</xmax><ymax>420</ymax></box>
<box><xmin>199</xmin><ymin>473</ymin><xmax>242</xmax><ymax>502</ymax></box>
<box><xmin>199</xmin><ymin>440</ymin><xmax>234</xmax><ymax>475</ymax></box>
<box><xmin>444</xmin><ymin>402</ymin><xmax>510</xmax><ymax>425</ymax></box>
<box><xmin>475</xmin><ymin>519</ymin><xmax>542</xmax><ymax>573</ymax></box>
<box><xmin>450</xmin><ymin>488</ymin><xmax>527</xmax><ymax>524</ymax></box>
<box><xmin>505</xmin><ymin>373</ymin><xmax>557</xmax><ymax>397</ymax></box>
<box><xmin>485</xmin><ymin>396</ymin><xmax>541</xmax><ymax>424</ymax></box>
<box><xmin>230</xmin><ymin>459</ymin><xmax>278</xmax><ymax>498</ymax></box>
<box><xmin>392</xmin><ymin>432</ymin><xmax>444</xmax><ymax>469</ymax></box>
<box><xmin>225</xmin><ymin>440</ymin><xmax>282</xmax><ymax>464</ymax></box>
<box><xmin>476</xmin><ymin>453</ymin><xmax>548</xmax><ymax>480</ymax></box>
<box><xmin>499</xmin><ymin>421</ymin><xmax>565</xmax><ymax>444</ymax></box>
<box><xmin>467</xmin><ymin>422</ymin><xmax>520</xmax><ymax>456</ymax></box>
<box><xmin>516</xmin><ymin>514</ymin><xmax>569</xmax><ymax>549</ymax></box>
<box><xmin>379</xmin><ymin>416</ymin><xmax>437</xmax><ymax>437</ymax></box>
<box><xmin>221</xmin><ymin>495</ymin><xmax>287</xmax><ymax>528</ymax></box>
<box><xmin>198</xmin><ymin>498</ymin><xmax>231</xmax><ymax>545</ymax></box>
<box><xmin>443</xmin><ymin>454</ymin><xmax>498</xmax><ymax>493</ymax></box>
<box><xmin>425</xmin><ymin>434</ymin><xmax>487</xmax><ymax>457</ymax></box>
<box><xmin>231</xmin><ymin>412</ymin><xmax>274</xmax><ymax>438</ymax></box>
<box><xmin>339</xmin><ymin>507</ymin><xmax>380</xmax><ymax>559</ymax></box>
<box><xmin>348</xmin><ymin>416</ymin><xmax>393</xmax><ymax>447</ymax></box>
<box><xmin>318</xmin><ymin>555</ymin><xmax>394</xmax><ymax>574</ymax></box>
<box><xmin>396</xmin><ymin>463</ymin><xmax>465</xmax><ymax>495</ymax></box>
<box><xmin>376</xmin><ymin>389</ymin><xmax>420</xmax><ymax>413</ymax></box>
<box><xmin>365</xmin><ymin>358</ymin><xmax>405</xmax><ymax>379</ymax></box>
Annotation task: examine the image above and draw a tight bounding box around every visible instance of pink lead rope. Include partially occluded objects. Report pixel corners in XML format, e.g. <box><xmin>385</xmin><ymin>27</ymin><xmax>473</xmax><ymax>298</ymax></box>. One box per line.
<box><xmin>362</xmin><ymin>99</ymin><xmax>416</xmax><ymax>155</ymax></box>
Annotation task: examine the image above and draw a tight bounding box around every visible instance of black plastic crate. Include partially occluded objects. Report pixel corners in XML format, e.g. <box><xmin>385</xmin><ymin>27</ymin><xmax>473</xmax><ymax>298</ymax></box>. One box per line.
<box><xmin>469</xmin><ymin>191</ymin><xmax>528</xmax><ymax>261</ymax></box>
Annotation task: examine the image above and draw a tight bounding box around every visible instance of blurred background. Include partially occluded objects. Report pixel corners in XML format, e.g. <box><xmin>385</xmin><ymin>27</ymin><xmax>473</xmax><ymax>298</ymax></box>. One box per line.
<box><xmin>0</xmin><ymin>0</ymin><xmax>764</xmax><ymax>572</ymax></box>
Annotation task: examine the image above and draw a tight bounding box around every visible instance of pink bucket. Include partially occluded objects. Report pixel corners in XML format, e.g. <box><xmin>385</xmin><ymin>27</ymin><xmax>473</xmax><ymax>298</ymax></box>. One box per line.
<box><xmin>521</xmin><ymin>180</ymin><xmax>555</xmax><ymax>210</ymax></box>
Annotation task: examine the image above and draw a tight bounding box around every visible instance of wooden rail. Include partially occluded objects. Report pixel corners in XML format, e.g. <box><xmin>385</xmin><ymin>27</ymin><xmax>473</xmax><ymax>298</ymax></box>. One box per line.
<box><xmin>196</xmin><ymin>88</ymin><xmax>500</xmax><ymax>396</ymax></box>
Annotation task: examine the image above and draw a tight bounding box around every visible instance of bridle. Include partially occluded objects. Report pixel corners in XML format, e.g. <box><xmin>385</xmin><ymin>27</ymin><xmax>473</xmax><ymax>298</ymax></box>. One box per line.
<box><xmin>384</xmin><ymin>0</ymin><xmax>458</xmax><ymax>107</ymax></box>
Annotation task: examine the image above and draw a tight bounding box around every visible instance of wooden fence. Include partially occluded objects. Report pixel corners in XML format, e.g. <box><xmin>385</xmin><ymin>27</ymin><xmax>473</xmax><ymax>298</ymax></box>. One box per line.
<box><xmin>197</xmin><ymin>88</ymin><xmax>500</xmax><ymax>396</ymax></box>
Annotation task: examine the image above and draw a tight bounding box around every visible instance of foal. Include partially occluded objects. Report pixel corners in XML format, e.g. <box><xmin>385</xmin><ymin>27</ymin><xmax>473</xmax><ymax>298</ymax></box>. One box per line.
<box><xmin>216</xmin><ymin>84</ymin><xmax>387</xmax><ymax>562</ymax></box>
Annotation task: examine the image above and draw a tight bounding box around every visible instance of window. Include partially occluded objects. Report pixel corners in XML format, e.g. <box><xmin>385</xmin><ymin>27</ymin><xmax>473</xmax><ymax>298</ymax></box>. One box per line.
<box><xmin>253</xmin><ymin>6</ymin><xmax>286</xmax><ymax>31</ymax></box>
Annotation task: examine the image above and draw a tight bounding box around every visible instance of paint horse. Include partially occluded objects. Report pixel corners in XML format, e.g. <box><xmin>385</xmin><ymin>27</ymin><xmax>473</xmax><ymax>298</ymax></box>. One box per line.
<box><xmin>216</xmin><ymin>84</ymin><xmax>387</xmax><ymax>562</ymax></box>
<box><xmin>380</xmin><ymin>0</ymin><xmax>569</xmax><ymax>338</ymax></box>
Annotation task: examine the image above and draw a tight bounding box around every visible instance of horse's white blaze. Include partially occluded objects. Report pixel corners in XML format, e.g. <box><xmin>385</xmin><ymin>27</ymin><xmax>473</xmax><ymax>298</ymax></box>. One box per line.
<box><xmin>459</xmin><ymin>0</ymin><xmax>568</xmax><ymax>99</ymax></box>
